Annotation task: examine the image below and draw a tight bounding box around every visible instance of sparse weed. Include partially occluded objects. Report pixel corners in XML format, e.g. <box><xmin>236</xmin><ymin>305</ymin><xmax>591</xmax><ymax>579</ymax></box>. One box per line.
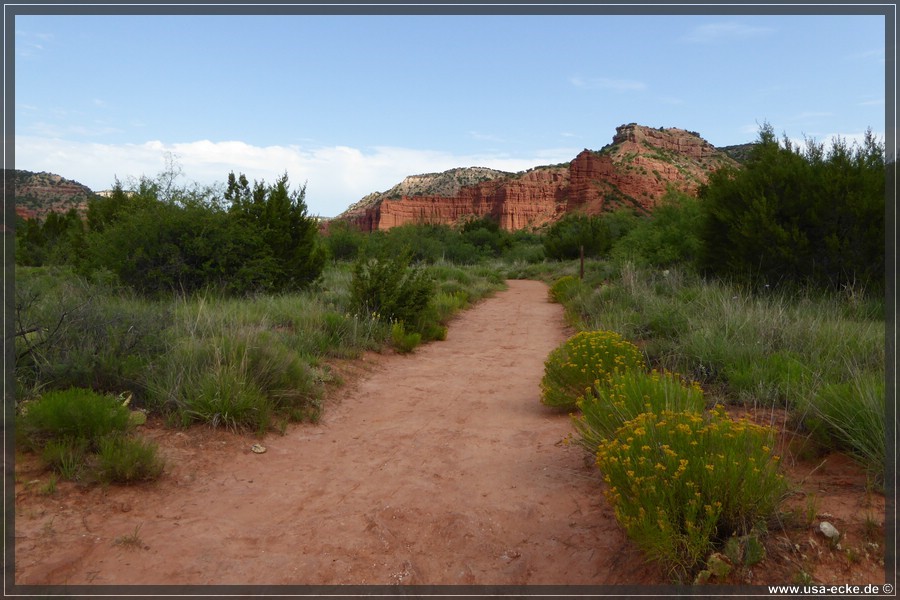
<box><xmin>114</xmin><ymin>524</ymin><xmax>145</xmax><ymax>549</ymax></box>
<box><xmin>96</xmin><ymin>436</ymin><xmax>165</xmax><ymax>484</ymax></box>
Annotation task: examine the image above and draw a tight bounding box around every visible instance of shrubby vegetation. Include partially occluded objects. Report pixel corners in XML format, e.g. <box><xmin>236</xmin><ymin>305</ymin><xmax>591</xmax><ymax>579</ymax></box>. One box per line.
<box><xmin>19</xmin><ymin>167</ymin><xmax>325</xmax><ymax>296</ymax></box>
<box><xmin>15</xmin><ymin>122</ymin><xmax>886</xmax><ymax>576</ymax></box>
<box><xmin>699</xmin><ymin>124</ymin><xmax>885</xmax><ymax>292</ymax></box>
<box><xmin>17</xmin><ymin>387</ymin><xmax>164</xmax><ymax>484</ymax></box>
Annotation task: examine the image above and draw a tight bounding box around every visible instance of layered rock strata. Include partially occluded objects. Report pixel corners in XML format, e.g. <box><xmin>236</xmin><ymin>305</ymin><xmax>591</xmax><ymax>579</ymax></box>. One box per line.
<box><xmin>339</xmin><ymin>124</ymin><xmax>739</xmax><ymax>232</ymax></box>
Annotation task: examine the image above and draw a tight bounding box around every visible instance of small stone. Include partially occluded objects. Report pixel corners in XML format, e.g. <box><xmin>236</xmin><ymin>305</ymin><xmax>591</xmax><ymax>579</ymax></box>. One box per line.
<box><xmin>819</xmin><ymin>521</ymin><xmax>840</xmax><ymax>539</ymax></box>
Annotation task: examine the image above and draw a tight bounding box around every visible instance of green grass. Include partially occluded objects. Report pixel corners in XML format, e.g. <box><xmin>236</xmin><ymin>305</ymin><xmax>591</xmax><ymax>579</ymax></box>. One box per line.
<box><xmin>534</xmin><ymin>260</ymin><xmax>885</xmax><ymax>476</ymax></box>
<box><xmin>16</xmin><ymin>262</ymin><xmax>506</xmax><ymax>435</ymax></box>
<box><xmin>573</xmin><ymin>368</ymin><xmax>707</xmax><ymax>454</ymax></box>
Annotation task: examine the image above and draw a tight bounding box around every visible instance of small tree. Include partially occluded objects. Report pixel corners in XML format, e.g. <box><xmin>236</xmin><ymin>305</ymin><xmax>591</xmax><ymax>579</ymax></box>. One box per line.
<box><xmin>698</xmin><ymin>123</ymin><xmax>885</xmax><ymax>291</ymax></box>
<box><xmin>543</xmin><ymin>213</ymin><xmax>611</xmax><ymax>260</ymax></box>
<box><xmin>227</xmin><ymin>171</ymin><xmax>325</xmax><ymax>291</ymax></box>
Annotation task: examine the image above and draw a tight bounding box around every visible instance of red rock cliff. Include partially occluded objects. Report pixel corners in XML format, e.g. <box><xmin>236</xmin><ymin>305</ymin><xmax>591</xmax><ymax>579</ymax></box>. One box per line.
<box><xmin>339</xmin><ymin>124</ymin><xmax>738</xmax><ymax>232</ymax></box>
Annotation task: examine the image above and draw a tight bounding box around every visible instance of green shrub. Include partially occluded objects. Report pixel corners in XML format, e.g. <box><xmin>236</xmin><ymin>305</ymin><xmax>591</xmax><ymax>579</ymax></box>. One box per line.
<box><xmin>610</xmin><ymin>192</ymin><xmax>703</xmax><ymax>269</ymax></box>
<box><xmin>573</xmin><ymin>369</ymin><xmax>706</xmax><ymax>453</ymax></box>
<box><xmin>540</xmin><ymin>330</ymin><xmax>646</xmax><ymax>410</ymax></box>
<box><xmin>596</xmin><ymin>407</ymin><xmax>786</xmax><ymax>582</ymax></box>
<box><xmin>350</xmin><ymin>250</ymin><xmax>434</xmax><ymax>327</ymax></box>
<box><xmin>95</xmin><ymin>435</ymin><xmax>164</xmax><ymax>484</ymax></box>
<box><xmin>543</xmin><ymin>213</ymin><xmax>612</xmax><ymax>260</ymax></box>
<box><xmin>699</xmin><ymin>124</ymin><xmax>884</xmax><ymax>292</ymax></box>
<box><xmin>391</xmin><ymin>322</ymin><xmax>422</xmax><ymax>354</ymax></box>
<box><xmin>18</xmin><ymin>387</ymin><xmax>131</xmax><ymax>451</ymax></box>
<box><xmin>41</xmin><ymin>437</ymin><xmax>89</xmax><ymax>480</ymax></box>
<box><xmin>14</xmin><ymin>267</ymin><xmax>169</xmax><ymax>401</ymax></box>
<box><xmin>548</xmin><ymin>275</ymin><xmax>585</xmax><ymax>304</ymax></box>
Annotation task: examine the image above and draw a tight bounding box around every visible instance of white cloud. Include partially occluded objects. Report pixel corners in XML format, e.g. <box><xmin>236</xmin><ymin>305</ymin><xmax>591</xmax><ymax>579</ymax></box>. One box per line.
<box><xmin>570</xmin><ymin>76</ymin><xmax>647</xmax><ymax>92</ymax></box>
<box><xmin>681</xmin><ymin>22</ymin><xmax>775</xmax><ymax>44</ymax></box>
<box><xmin>468</xmin><ymin>131</ymin><xmax>505</xmax><ymax>143</ymax></box>
<box><xmin>15</xmin><ymin>136</ymin><xmax>578</xmax><ymax>217</ymax></box>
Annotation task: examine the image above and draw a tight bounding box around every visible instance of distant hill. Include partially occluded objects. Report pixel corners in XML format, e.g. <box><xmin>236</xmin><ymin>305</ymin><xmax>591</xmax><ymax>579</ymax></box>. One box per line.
<box><xmin>10</xmin><ymin>169</ymin><xmax>98</xmax><ymax>221</ymax></box>
<box><xmin>718</xmin><ymin>143</ymin><xmax>757</xmax><ymax>164</ymax></box>
<box><xmin>338</xmin><ymin>124</ymin><xmax>744</xmax><ymax>232</ymax></box>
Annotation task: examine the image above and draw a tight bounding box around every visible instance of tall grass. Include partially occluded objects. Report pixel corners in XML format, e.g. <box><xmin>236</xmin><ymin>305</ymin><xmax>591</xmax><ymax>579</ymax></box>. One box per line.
<box><xmin>16</xmin><ymin>262</ymin><xmax>506</xmax><ymax>434</ymax></box>
<box><xmin>536</xmin><ymin>260</ymin><xmax>886</xmax><ymax>476</ymax></box>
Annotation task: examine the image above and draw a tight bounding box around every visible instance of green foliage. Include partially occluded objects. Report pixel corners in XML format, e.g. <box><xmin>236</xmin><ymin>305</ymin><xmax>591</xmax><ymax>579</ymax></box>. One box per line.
<box><xmin>610</xmin><ymin>191</ymin><xmax>704</xmax><ymax>268</ymax></box>
<box><xmin>14</xmin><ymin>266</ymin><xmax>169</xmax><ymax>400</ymax></box>
<box><xmin>551</xmin><ymin>262</ymin><xmax>884</xmax><ymax>408</ymax></box>
<box><xmin>323</xmin><ymin>219</ymin><xmax>367</xmax><ymax>262</ymax></box>
<box><xmin>17</xmin><ymin>387</ymin><xmax>132</xmax><ymax>452</ymax></box>
<box><xmin>390</xmin><ymin>322</ymin><xmax>422</xmax><ymax>354</ymax></box>
<box><xmin>79</xmin><ymin>167</ymin><xmax>325</xmax><ymax>296</ymax></box>
<box><xmin>548</xmin><ymin>275</ymin><xmax>586</xmax><ymax>304</ymax></box>
<box><xmin>596</xmin><ymin>407</ymin><xmax>786</xmax><ymax>582</ymax></box>
<box><xmin>17</xmin><ymin>387</ymin><xmax>163</xmax><ymax>484</ymax></box>
<box><xmin>41</xmin><ymin>437</ymin><xmax>89</xmax><ymax>480</ymax></box>
<box><xmin>573</xmin><ymin>369</ymin><xmax>706</xmax><ymax>454</ymax></box>
<box><xmin>540</xmin><ymin>330</ymin><xmax>646</xmax><ymax>410</ymax></box>
<box><xmin>699</xmin><ymin>123</ymin><xmax>885</xmax><ymax>291</ymax></box>
<box><xmin>15</xmin><ymin>208</ymin><xmax>86</xmax><ymax>267</ymax></box>
<box><xmin>543</xmin><ymin>213</ymin><xmax>612</xmax><ymax>260</ymax></box>
<box><xmin>801</xmin><ymin>369</ymin><xmax>885</xmax><ymax>484</ymax></box>
<box><xmin>350</xmin><ymin>250</ymin><xmax>434</xmax><ymax>327</ymax></box>
<box><xmin>150</xmin><ymin>322</ymin><xmax>323</xmax><ymax>432</ymax></box>
<box><xmin>96</xmin><ymin>436</ymin><xmax>165</xmax><ymax>484</ymax></box>
<box><xmin>226</xmin><ymin>171</ymin><xmax>326</xmax><ymax>291</ymax></box>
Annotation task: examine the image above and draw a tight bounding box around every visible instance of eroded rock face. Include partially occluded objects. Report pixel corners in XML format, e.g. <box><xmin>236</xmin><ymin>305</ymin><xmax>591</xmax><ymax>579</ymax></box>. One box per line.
<box><xmin>338</xmin><ymin>124</ymin><xmax>740</xmax><ymax>232</ymax></box>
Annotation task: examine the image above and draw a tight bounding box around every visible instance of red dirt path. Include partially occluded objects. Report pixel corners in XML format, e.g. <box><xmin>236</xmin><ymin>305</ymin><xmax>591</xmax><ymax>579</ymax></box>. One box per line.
<box><xmin>14</xmin><ymin>280</ymin><xmax>654</xmax><ymax>586</ymax></box>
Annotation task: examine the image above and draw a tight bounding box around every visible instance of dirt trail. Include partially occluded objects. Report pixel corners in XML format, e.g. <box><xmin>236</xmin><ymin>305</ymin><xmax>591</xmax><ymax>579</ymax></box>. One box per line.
<box><xmin>14</xmin><ymin>279</ymin><xmax>654</xmax><ymax>587</ymax></box>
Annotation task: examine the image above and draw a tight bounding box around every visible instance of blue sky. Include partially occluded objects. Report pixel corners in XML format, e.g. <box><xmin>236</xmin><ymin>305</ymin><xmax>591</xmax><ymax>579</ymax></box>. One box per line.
<box><xmin>14</xmin><ymin>11</ymin><xmax>888</xmax><ymax>217</ymax></box>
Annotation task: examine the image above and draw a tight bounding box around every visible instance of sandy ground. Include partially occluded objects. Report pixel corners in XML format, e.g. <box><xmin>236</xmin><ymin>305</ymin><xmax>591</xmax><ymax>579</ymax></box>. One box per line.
<box><xmin>13</xmin><ymin>279</ymin><xmax>887</xmax><ymax>592</ymax></box>
<box><xmin>14</xmin><ymin>279</ymin><xmax>654</xmax><ymax>587</ymax></box>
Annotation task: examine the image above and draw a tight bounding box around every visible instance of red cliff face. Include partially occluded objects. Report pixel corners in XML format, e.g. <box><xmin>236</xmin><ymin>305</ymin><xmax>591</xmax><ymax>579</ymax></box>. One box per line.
<box><xmin>339</xmin><ymin>124</ymin><xmax>739</xmax><ymax>232</ymax></box>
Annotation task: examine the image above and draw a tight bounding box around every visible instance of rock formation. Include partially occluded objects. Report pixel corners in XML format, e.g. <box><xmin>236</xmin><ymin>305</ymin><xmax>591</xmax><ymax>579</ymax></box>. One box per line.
<box><xmin>338</xmin><ymin>124</ymin><xmax>740</xmax><ymax>232</ymax></box>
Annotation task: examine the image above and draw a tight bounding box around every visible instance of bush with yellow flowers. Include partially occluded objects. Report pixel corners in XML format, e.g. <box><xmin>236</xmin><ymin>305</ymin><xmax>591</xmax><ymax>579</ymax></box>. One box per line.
<box><xmin>595</xmin><ymin>406</ymin><xmax>787</xmax><ymax>582</ymax></box>
<box><xmin>540</xmin><ymin>330</ymin><xmax>646</xmax><ymax>410</ymax></box>
<box><xmin>572</xmin><ymin>368</ymin><xmax>706</xmax><ymax>454</ymax></box>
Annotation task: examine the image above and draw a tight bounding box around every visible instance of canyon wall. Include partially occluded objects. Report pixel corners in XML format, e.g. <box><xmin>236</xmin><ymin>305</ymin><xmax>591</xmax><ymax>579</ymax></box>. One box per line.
<box><xmin>338</xmin><ymin>124</ymin><xmax>739</xmax><ymax>232</ymax></box>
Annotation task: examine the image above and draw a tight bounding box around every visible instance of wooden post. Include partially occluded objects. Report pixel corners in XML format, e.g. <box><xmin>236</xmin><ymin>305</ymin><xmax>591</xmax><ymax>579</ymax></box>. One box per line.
<box><xmin>579</xmin><ymin>245</ymin><xmax>585</xmax><ymax>280</ymax></box>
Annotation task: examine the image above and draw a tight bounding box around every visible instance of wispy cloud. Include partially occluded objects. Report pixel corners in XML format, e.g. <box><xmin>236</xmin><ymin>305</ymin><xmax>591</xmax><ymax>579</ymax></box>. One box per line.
<box><xmin>792</xmin><ymin>111</ymin><xmax>834</xmax><ymax>121</ymax></box>
<box><xmin>15</xmin><ymin>30</ymin><xmax>53</xmax><ymax>58</ymax></box>
<box><xmin>26</xmin><ymin>121</ymin><xmax>124</xmax><ymax>138</ymax></box>
<box><xmin>847</xmin><ymin>48</ymin><xmax>884</xmax><ymax>63</ymax></box>
<box><xmin>681</xmin><ymin>21</ymin><xmax>775</xmax><ymax>44</ymax></box>
<box><xmin>468</xmin><ymin>131</ymin><xmax>505</xmax><ymax>143</ymax></box>
<box><xmin>570</xmin><ymin>76</ymin><xmax>647</xmax><ymax>92</ymax></box>
<box><xmin>15</xmin><ymin>136</ymin><xmax>578</xmax><ymax>217</ymax></box>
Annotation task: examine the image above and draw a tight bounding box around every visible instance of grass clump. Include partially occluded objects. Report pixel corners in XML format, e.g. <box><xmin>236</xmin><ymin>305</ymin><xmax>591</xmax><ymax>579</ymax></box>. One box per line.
<box><xmin>18</xmin><ymin>387</ymin><xmax>131</xmax><ymax>451</ymax></box>
<box><xmin>391</xmin><ymin>322</ymin><xmax>423</xmax><ymax>354</ymax></box>
<box><xmin>800</xmin><ymin>368</ymin><xmax>885</xmax><ymax>485</ymax></box>
<box><xmin>97</xmin><ymin>436</ymin><xmax>165</xmax><ymax>484</ymax></box>
<box><xmin>17</xmin><ymin>387</ymin><xmax>163</xmax><ymax>484</ymax></box>
<box><xmin>540</xmin><ymin>330</ymin><xmax>646</xmax><ymax>410</ymax></box>
<box><xmin>573</xmin><ymin>369</ymin><xmax>706</xmax><ymax>454</ymax></box>
<box><xmin>596</xmin><ymin>406</ymin><xmax>786</xmax><ymax>582</ymax></box>
<box><xmin>548</xmin><ymin>275</ymin><xmax>586</xmax><ymax>304</ymax></box>
<box><xmin>151</xmin><ymin>326</ymin><xmax>322</xmax><ymax>433</ymax></box>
